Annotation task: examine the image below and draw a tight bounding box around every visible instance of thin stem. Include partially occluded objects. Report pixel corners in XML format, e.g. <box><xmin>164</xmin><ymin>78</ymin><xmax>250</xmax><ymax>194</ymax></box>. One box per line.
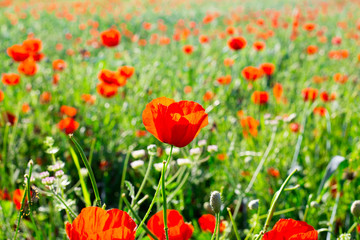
<box><xmin>119</xmin><ymin>150</ymin><xmax>131</xmax><ymax>209</ymax></box>
<box><xmin>227</xmin><ymin>208</ymin><xmax>240</xmax><ymax>240</ymax></box>
<box><xmin>131</xmin><ymin>154</ymin><xmax>155</xmax><ymax>207</ymax></box>
<box><xmin>216</xmin><ymin>213</ymin><xmax>220</xmax><ymax>240</ymax></box>
<box><xmin>70</xmin><ymin>135</ymin><xmax>101</xmax><ymax>207</ymax></box>
<box><xmin>303</xmin><ymin>194</ymin><xmax>313</xmax><ymax>222</ymax></box>
<box><xmin>161</xmin><ymin>145</ymin><xmax>173</xmax><ymax>240</ymax></box>
<box><xmin>13</xmin><ymin>187</ymin><xmax>27</xmax><ymax>240</ymax></box>
<box><xmin>211</xmin><ymin>213</ymin><xmax>219</xmax><ymax>240</ymax></box>
<box><xmin>88</xmin><ymin>138</ymin><xmax>96</xmax><ymax>165</ymax></box>
<box><xmin>51</xmin><ymin>190</ymin><xmax>77</xmax><ymax>219</ymax></box>
<box><xmin>347</xmin><ymin>220</ymin><xmax>359</xmax><ymax>234</ymax></box>
<box><xmin>122</xmin><ymin>194</ymin><xmax>159</xmax><ymax>240</ymax></box>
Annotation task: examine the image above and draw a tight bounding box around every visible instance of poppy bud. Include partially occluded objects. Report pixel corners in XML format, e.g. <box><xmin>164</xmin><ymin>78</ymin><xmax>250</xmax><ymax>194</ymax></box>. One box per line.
<box><xmin>147</xmin><ymin>144</ymin><xmax>157</xmax><ymax>156</ymax></box>
<box><xmin>210</xmin><ymin>191</ymin><xmax>222</xmax><ymax>214</ymax></box>
<box><xmin>248</xmin><ymin>199</ymin><xmax>259</xmax><ymax>210</ymax></box>
<box><xmin>351</xmin><ymin>200</ymin><xmax>360</xmax><ymax>218</ymax></box>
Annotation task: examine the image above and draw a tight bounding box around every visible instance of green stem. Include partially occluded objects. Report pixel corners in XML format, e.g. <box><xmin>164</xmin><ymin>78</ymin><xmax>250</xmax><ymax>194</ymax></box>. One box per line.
<box><xmin>161</xmin><ymin>145</ymin><xmax>173</xmax><ymax>240</ymax></box>
<box><xmin>119</xmin><ymin>150</ymin><xmax>131</xmax><ymax>209</ymax></box>
<box><xmin>88</xmin><ymin>138</ymin><xmax>96</xmax><ymax>165</ymax></box>
<box><xmin>303</xmin><ymin>194</ymin><xmax>313</xmax><ymax>222</ymax></box>
<box><xmin>216</xmin><ymin>213</ymin><xmax>220</xmax><ymax>240</ymax></box>
<box><xmin>121</xmin><ymin>194</ymin><xmax>159</xmax><ymax>240</ymax></box>
<box><xmin>211</xmin><ymin>213</ymin><xmax>219</xmax><ymax>240</ymax></box>
<box><xmin>70</xmin><ymin>135</ymin><xmax>101</xmax><ymax>207</ymax></box>
<box><xmin>347</xmin><ymin>221</ymin><xmax>358</xmax><ymax>233</ymax></box>
<box><xmin>131</xmin><ymin>154</ymin><xmax>155</xmax><ymax>207</ymax></box>
<box><xmin>13</xmin><ymin>187</ymin><xmax>27</xmax><ymax>240</ymax></box>
<box><xmin>51</xmin><ymin>190</ymin><xmax>77</xmax><ymax>219</ymax></box>
<box><xmin>227</xmin><ymin>208</ymin><xmax>240</xmax><ymax>240</ymax></box>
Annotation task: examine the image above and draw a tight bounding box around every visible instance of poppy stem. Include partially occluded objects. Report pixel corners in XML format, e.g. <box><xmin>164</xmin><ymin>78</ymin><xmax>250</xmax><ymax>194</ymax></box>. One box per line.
<box><xmin>162</xmin><ymin>145</ymin><xmax>173</xmax><ymax>240</ymax></box>
<box><xmin>210</xmin><ymin>213</ymin><xmax>219</xmax><ymax>240</ymax></box>
<box><xmin>69</xmin><ymin>135</ymin><xmax>101</xmax><ymax>207</ymax></box>
<box><xmin>119</xmin><ymin>150</ymin><xmax>131</xmax><ymax>210</ymax></box>
<box><xmin>216</xmin><ymin>213</ymin><xmax>220</xmax><ymax>240</ymax></box>
<box><xmin>227</xmin><ymin>208</ymin><xmax>241</xmax><ymax>240</ymax></box>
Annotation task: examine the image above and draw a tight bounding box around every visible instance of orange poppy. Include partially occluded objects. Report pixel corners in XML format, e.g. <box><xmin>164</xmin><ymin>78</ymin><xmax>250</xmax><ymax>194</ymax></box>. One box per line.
<box><xmin>303</xmin><ymin>23</ymin><xmax>316</xmax><ymax>32</ymax></box>
<box><xmin>260</xmin><ymin>63</ymin><xmax>275</xmax><ymax>76</ymax></box>
<box><xmin>2</xmin><ymin>73</ymin><xmax>20</xmax><ymax>86</ymax></box>
<box><xmin>251</xmin><ymin>91</ymin><xmax>269</xmax><ymax>105</ymax></box>
<box><xmin>203</xmin><ymin>91</ymin><xmax>214</xmax><ymax>101</ymax></box>
<box><xmin>135</xmin><ymin>130</ymin><xmax>147</xmax><ymax>137</ymax></box>
<box><xmin>22</xmin><ymin>38</ymin><xmax>42</xmax><ymax>54</ymax></box>
<box><xmin>290</xmin><ymin>123</ymin><xmax>300</xmax><ymax>133</ymax></box>
<box><xmin>60</xmin><ymin>106</ymin><xmax>77</xmax><ymax>117</ymax></box>
<box><xmin>333</xmin><ymin>73</ymin><xmax>348</xmax><ymax>84</ymax></box>
<box><xmin>302</xmin><ymin>88</ymin><xmax>318</xmax><ymax>102</ymax></box>
<box><xmin>263</xmin><ymin>219</ymin><xmax>318</xmax><ymax>240</ymax></box>
<box><xmin>320</xmin><ymin>91</ymin><xmax>329</xmax><ymax>102</ymax></box>
<box><xmin>227</xmin><ymin>36</ymin><xmax>247</xmax><ymax>51</ymax></box>
<box><xmin>184</xmin><ymin>86</ymin><xmax>192</xmax><ymax>94</ymax></box>
<box><xmin>97</xmin><ymin>82</ymin><xmax>118</xmax><ymax>98</ymax></box>
<box><xmin>58</xmin><ymin>117</ymin><xmax>79</xmax><ymax>134</ymax></box>
<box><xmin>313</xmin><ymin>107</ymin><xmax>327</xmax><ymax>117</ymax></box>
<box><xmin>7</xmin><ymin>44</ymin><xmax>29</xmax><ymax>62</ymax></box>
<box><xmin>240</xmin><ymin>116</ymin><xmax>259</xmax><ymax>138</ymax></box>
<box><xmin>147</xmin><ymin>210</ymin><xmax>194</xmax><ymax>240</ymax></box>
<box><xmin>40</xmin><ymin>91</ymin><xmax>51</xmax><ymax>104</ymax></box>
<box><xmin>306</xmin><ymin>45</ymin><xmax>318</xmax><ymax>55</ymax></box>
<box><xmin>142</xmin><ymin>97</ymin><xmax>208</xmax><ymax>148</ymax></box>
<box><xmin>242</xmin><ymin>66</ymin><xmax>262</xmax><ymax>82</ymax></box>
<box><xmin>119</xmin><ymin>66</ymin><xmax>135</xmax><ymax>78</ymax></box>
<box><xmin>198</xmin><ymin>214</ymin><xmax>226</xmax><ymax>233</ymax></box>
<box><xmin>98</xmin><ymin>69</ymin><xmax>119</xmax><ymax>85</ymax></box>
<box><xmin>183</xmin><ymin>45</ymin><xmax>194</xmax><ymax>54</ymax></box>
<box><xmin>22</xmin><ymin>103</ymin><xmax>31</xmax><ymax>113</ymax></box>
<box><xmin>0</xmin><ymin>90</ymin><xmax>4</xmax><ymax>102</ymax></box>
<box><xmin>199</xmin><ymin>35</ymin><xmax>210</xmax><ymax>44</ymax></box>
<box><xmin>223</xmin><ymin>58</ymin><xmax>234</xmax><ymax>67</ymax></box>
<box><xmin>53</xmin><ymin>73</ymin><xmax>60</xmax><ymax>85</ymax></box>
<box><xmin>53</xmin><ymin>59</ymin><xmax>67</xmax><ymax>71</ymax></box>
<box><xmin>273</xmin><ymin>83</ymin><xmax>283</xmax><ymax>102</ymax></box>
<box><xmin>217</xmin><ymin>75</ymin><xmax>231</xmax><ymax>85</ymax></box>
<box><xmin>100</xmin><ymin>28</ymin><xmax>121</xmax><ymax>47</ymax></box>
<box><xmin>253</xmin><ymin>41</ymin><xmax>266</xmax><ymax>51</ymax></box>
<box><xmin>66</xmin><ymin>207</ymin><xmax>137</xmax><ymax>240</ymax></box>
<box><xmin>18</xmin><ymin>57</ymin><xmax>37</xmax><ymax>76</ymax></box>
<box><xmin>12</xmin><ymin>189</ymin><xmax>24</xmax><ymax>210</ymax></box>
<box><xmin>81</xmin><ymin>94</ymin><xmax>96</xmax><ymax>105</ymax></box>
<box><xmin>267</xmin><ymin>167</ymin><xmax>280</xmax><ymax>178</ymax></box>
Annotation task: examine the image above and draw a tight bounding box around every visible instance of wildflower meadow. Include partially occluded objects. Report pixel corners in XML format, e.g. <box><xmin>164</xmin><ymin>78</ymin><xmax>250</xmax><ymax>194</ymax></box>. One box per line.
<box><xmin>0</xmin><ymin>0</ymin><xmax>360</xmax><ymax>239</ymax></box>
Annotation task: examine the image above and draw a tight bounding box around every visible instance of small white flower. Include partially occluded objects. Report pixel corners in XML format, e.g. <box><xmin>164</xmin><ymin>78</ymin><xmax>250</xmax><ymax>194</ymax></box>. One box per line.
<box><xmin>55</xmin><ymin>170</ymin><xmax>64</xmax><ymax>178</ymax></box>
<box><xmin>80</xmin><ymin>168</ymin><xmax>88</xmax><ymax>177</ymax></box>
<box><xmin>177</xmin><ymin>158</ymin><xmax>192</xmax><ymax>166</ymax></box>
<box><xmin>39</xmin><ymin>171</ymin><xmax>50</xmax><ymax>179</ymax></box>
<box><xmin>166</xmin><ymin>147</ymin><xmax>180</xmax><ymax>155</ymax></box>
<box><xmin>42</xmin><ymin>176</ymin><xmax>55</xmax><ymax>185</ymax></box>
<box><xmin>207</xmin><ymin>145</ymin><xmax>218</xmax><ymax>153</ymax></box>
<box><xmin>131</xmin><ymin>149</ymin><xmax>146</xmax><ymax>159</ymax></box>
<box><xmin>190</xmin><ymin>147</ymin><xmax>201</xmax><ymax>156</ymax></box>
<box><xmin>198</xmin><ymin>139</ymin><xmax>207</xmax><ymax>147</ymax></box>
<box><xmin>130</xmin><ymin>160</ymin><xmax>144</xmax><ymax>170</ymax></box>
<box><xmin>154</xmin><ymin>163</ymin><xmax>163</xmax><ymax>172</ymax></box>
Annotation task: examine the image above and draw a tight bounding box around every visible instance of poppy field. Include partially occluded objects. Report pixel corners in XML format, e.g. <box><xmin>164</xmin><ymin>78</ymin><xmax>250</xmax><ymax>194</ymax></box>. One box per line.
<box><xmin>1</xmin><ymin>0</ymin><xmax>360</xmax><ymax>239</ymax></box>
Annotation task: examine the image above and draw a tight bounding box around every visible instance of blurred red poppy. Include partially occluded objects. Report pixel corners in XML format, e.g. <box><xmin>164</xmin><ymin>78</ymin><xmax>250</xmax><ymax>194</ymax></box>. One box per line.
<box><xmin>53</xmin><ymin>59</ymin><xmax>67</xmax><ymax>71</ymax></box>
<box><xmin>66</xmin><ymin>207</ymin><xmax>137</xmax><ymax>240</ymax></box>
<box><xmin>0</xmin><ymin>90</ymin><xmax>4</xmax><ymax>102</ymax></box>
<box><xmin>198</xmin><ymin>214</ymin><xmax>226</xmax><ymax>234</ymax></box>
<box><xmin>2</xmin><ymin>111</ymin><xmax>17</xmax><ymax>126</ymax></box>
<box><xmin>97</xmin><ymin>82</ymin><xmax>118</xmax><ymax>98</ymax></box>
<box><xmin>60</xmin><ymin>106</ymin><xmax>77</xmax><ymax>117</ymax></box>
<box><xmin>100</xmin><ymin>28</ymin><xmax>121</xmax><ymax>47</ymax></box>
<box><xmin>302</xmin><ymin>88</ymin><xmax>318</xmax><ymax>102</ymax></box>
<box><xmin>40</xmin><ymin>91</ymin><xmax>51</xmax><ymax>104</ymax></box>
<box><xmin>307</xmin><ymin>45</ymin><xmax>318</xmax><ymax>55</ymax></box>
<box><xmin>22</xmin><ymin>103</ymin><xmax>31</xmax><ymax>114</ymax></box>
<box><xmin>217</xmin><ymin>75</ymin><xmax>231</xmax><ymax>85</ymax></box>
<box><xmin>183</xmin><ymin>45</ymin><xmax>194</xmax><ymax>54</ymax></box>
<box><xmin>253</xmin><ymin>41</ymin><xmax>266</xmax><ymax>51</ymax></box>
<box><xmin>18</xmin><ymin>57</ymin><xmax>37</xmax><ymax>76</ymax></box>
<box><xmin>333</xmin><ymin>73</ymin><xmax>348</xmax><ymax>84</ymax></box>
<box><xmin>223</xmin><ymin>58</ymin><xmax>234</xmax><ymax>67</ymax></box>
<box><xmin>303</xmin><ymin>23</ymin><xmax>316</xmax><ymax>32</ymax></box>
<box><xmin>290</xmin><ymin>123</ymin><xmax>300</xmax><ymax>133</ymax></box>
<box><xmin>240</xmin><ymin>116</ymin><xmax>259</xmax><ymax>138</ymax></box>
<box><xmin>2</xmin><ymin>73</ymin><xmax>20</xmax><ymax>86</ymax></box>
<box><xmin>313</xmin><ymin>107</ymin><xmax>327</xmax><ymax>117</ymax></box>
<box><xmin>13</xmin><ymin>189</ymin><xmax>24</xmax><ymax>210</ymax></box>
<box><xmin>0</xmin><ymin>189</ymin><xmax>10</xmax><ymax>200</ymax></box>
<box><xmin>227</xmin><ymin>36</ymin><xmax>247</xmax><ymax>50</ymax></box>
<box><xmin>119</xmin><ymin>66</ymin><xmax>135</xmax><ymax>78</ymax></box>
<box><xmin>147</xmin><ymin>210</ymin><xmax>194</xmax><ymax>240</ymax></box>
<box><xmin>7</xmin><ymin>44</ymin><xmax>29</xmax><ymax>62</ymax></box>
<box><xmin>22</xmin><ymin>38</ymin><xmax>42</xmax><ymax>53</ymax></box>
<box><xmin>58</xmin><ymin>118</ymin><xmax>79</xmax><ymax>134</ymax></box>
<box><xmin>273</xmin><ymin>83</ymin><xmax>283</xmax><ymax>102</ymax></box>
<box><xmin>267</xmin><ymin>167</ymin><xmax>280</xmax><ymax>178</ymax></box>
<box><xmin>251</xmin><ymin>91</ymin><xmax>269</xmax><ymax>105</ymax></box>
<box><xmin>81</xmin><ymin>94</ymin><xmax>96</xmax><ymax>105</ymax></box>
<box><xmin>142</xmin><ymin>97</ymin><xmax>208</xmax><ymax>148</ymax></box>
<box><xmin>263</xmin><ymin>219</ymin><xmax>318</xmax><ymax>240</ymax></box>
<box><xmin>242</xmin><ymin>66</ymin><xmax>263</xmax><ymax>81</ymax></box>
<box><xmin>260</xmin><ymin>63</ymin><xmax>275</xmax><ymax>76</ymax></box>
<box><xmin>203</xmin><ymin>91</ymin><xmax>214</xmax><ymax>101</ymax></box>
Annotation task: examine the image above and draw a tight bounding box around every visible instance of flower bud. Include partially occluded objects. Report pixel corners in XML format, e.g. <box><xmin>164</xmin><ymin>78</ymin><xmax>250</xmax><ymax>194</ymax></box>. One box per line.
<box><xmin>80</xmin><ymin>168</ymin><xmax>88</xmax><ymax>177</ymax></box>
<box><xmin>248</xmin><ymin>199</ymin><xmax>259</xmax><ymax>210</ymax></box>
<box><xmin>351</xmin><ymin>200</ymin><xmax>360</xmax><ymax>218</ymax></box>
<box><xmin>48</xmin><ymin>161</ymin><xmax>65</xmax><ymax>172</ymax></box>
<box><xmin>198</xmin><ymin>139</ymin><xmax>207</xmax><ymax>147</ymax></box>
<box><xmin>147</xmin><ymin>144</ymin><xmax>157</xmax><ymax>156</ymax></box>
<box><xmin>207</xmin><ymin>145</ymin><xmax>218</xmax><ymax>153</ymax></box>
<box><xmin>55</xmin><ymin>170</ymin><xmax>64</xmax><ymax>178</ymax></box>
<box><xmin>131</xmin><ymin>149</ymin><xmax>146</xmax><ymax>159</ymax></box>
<box><xmin>130</xmin><ymin>160</ymin><xmax>144</xmax><ymax>169</ymax></box>
<box><xmin>42</xmin><ymin>176</ymin><xmax>55</xmax><ymax>185</ymax></box>
<box><xmin>210</xmin><ymin>191</ymin><xmax>222</xmax><ymax>214</ymax></box>
<box><xmin>39</xmin><ymin>171</ymin><xmax>50</xmax><ymax>179</ymax></box>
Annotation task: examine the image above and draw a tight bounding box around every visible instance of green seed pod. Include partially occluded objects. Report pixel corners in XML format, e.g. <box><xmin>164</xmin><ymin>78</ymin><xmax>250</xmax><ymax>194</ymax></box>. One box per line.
<box><xmin>210</xmin><ymin>191</ymin><xmax>222</xmax><ymax>214</ymax></box>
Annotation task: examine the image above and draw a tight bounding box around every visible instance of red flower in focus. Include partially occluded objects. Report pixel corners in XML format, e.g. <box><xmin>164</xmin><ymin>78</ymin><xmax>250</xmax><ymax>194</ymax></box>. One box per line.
<box><xmin>198</xmin><ymin>214</ymin><xmax>226</xmax><ymax>234</ymax></box>
<box><xmin>97</xmin><ymin>82</ymin><xmax>118</xmax><ymax>98</ymax></box>
<box><xmin>13</xmin><ymin>189</ymin><xmax>24</xmax><ymax>210</ymax></box>
<box><xmin>18</xmin><ymin>57</ymin><xmax>37</xmax><ymax>76</ymax></box>
<box><xmin>307</xmin><ymin>45</ymin><xmax>318</xmax><ymax>55</ymax></box>
<box><xmin>53</xmin><ymin>59</ymin><xmax>67</xmax><ymax>71</ymax></box>
<box><xmin>60</xmin><ymin>106</ymin><xmax>77</xmax><ymax>117</ymax></box>
<box><xmin>142</xmin><ymin>97</ymin><xmax>208</xmax><ymax>148</ymax></box>
<box><xmin>253</xmin><ymin>41</ymin><xmax>266</xmax><ymax>51</ymax></box>
<box><xmin>81</xmin><ymin>94</ymin><xmax>96</xmax><ymax>105</ymax></box>
<box><xmin>242</xmin><ymin>66</ymin><xmax>263</xmax><ymax>82</ymax></box>
<box><xmin>263</xmin><ymin>219</ymin><xmax>318</xmax><ymax>240</ymax></box>
<box><xmin>260</xmin><ymin>63</ymin><xmax>275</xmax><ymax>76</ymax></box>
<box><xmin>302</xmin><ymin>88</ymin><xmax>318</xmax><ymax>102</ymax></box>
<box><xmin>2</xmin><ymin>73</ymin><xmax>20</xmax><ymax>86</ymax></box>
<box><xmin>7</xmin><ymin>44</ymin><xmax>29</xmax><ymax>62</ymax></box>
<box><xmin>183</xmin><ymin>45</ymin><xmax>194</xmax><ymax>55</ymax></box>
<box><xmin>227</xmin><ymin>36</ymin><xmax>247</xmax><ymax>51</ymax></box>
<box><xmin>100</xmin><ymin>28</ymin><xmax>121</xmax><ymax>47</ymax></box>
<box><xmin>313</xmin><ymin>107</ymin><xmax>327</xmax><ymax>117</ymax></box>
<box><xmin>240</xmin><ymin>116</ymin><xmax>259</xmax><ymax>138</ymax></box>
<box><xmin>290</xmin><ymin>123</ymin><xmax>300</xmax><ymax>133</ymax></box>
<box><xmin>267</xmin><ymin>167</ymin><xmax>280</xmax><ymax>178</ymax></box>
<box><xmin>251</xmin><ymin>91</ymin><xmax>269</xmax><ymax>105</ymax></box>
<box><xmin>66</xmin><ymin>207</ymin><xmax>137</xmax><ymax>240</ymax></box>
<box><xmin>273</xmin><ymin>83</ymin><xmax>283</xmax><ymax>102</ymax></box>
<box><xmin>217</xmin><ymin>75</ymin><xmax>231</xmax><ymax>85</ymax></box>
<box><xmin>119</xmin><ymin>66</ymin><xmax>135</xmax><ymax>78</ymax></box>
<box><xmin>58</xmin><ymin>118</ymin><xmax>79</xmax><ymax>134</ymax></box>
<box><xmin>147</xmin><ymin>210</ymin><xmax>194</xmax><ymax>240</ymax></box>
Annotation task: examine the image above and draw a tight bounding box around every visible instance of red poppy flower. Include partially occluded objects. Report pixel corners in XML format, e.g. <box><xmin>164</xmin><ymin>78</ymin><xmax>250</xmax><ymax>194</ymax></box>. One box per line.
<box><xmin>251</xmin><ymin>91</ymin><xmax>269</xmax><ymax>105</ymax></box>
<box><xmin>242</xmin><ymin>66</ymin><xmax>263</xmax><ymax>81</ymax></box>
<box><xmin>253</xmin><ymin>41</ymin><xmax>266</xmax><ymax>51</ymax></box>
<box><xmin>22</xmin><ymin>103</ymin><xmax>31</xmax><ymax>114</ymax></box>
<box><xmin>273</xmin><ymin>83</ymin><xmax>283</xmax><ymax>102</ymax></box>
<box><xmin>100</xmin><ymin>28</ymin><xmax>121</xmax><ymax>47</ymax></box>
<box><xmin>53</xmin><ymin>59</ymin><xmax>67</xmax><ymax>71</ymax></box>
<box><xmin>119</xmin><ymin>66</ymin><xmax>135</xmax><ymax>78</ymax></box>
<box><xmin>0</xmin><ymin>90</ymin><xmax>4</xmax><ymax>102</ymax></box>
<box><xmin>0</xmin><ymin>189</ymin><xmax>11</xmax><ymax>200</ymax></box>
<box><xmin>303</xmin><ymin>23</ymin><xmax>316</xmax><ymax>32</ymax></box>
<box><xmin>81</xmin><ymin>94</ymin><xmax>96</xmax><ymax>105</ymax></box>
<box><xmin>223</xmin><ymin>58</ymin><xmax>234</xmax><ymax>67</ymax></box>
<box><xmin>58</xmin><ymin>118</ymin><xmax>79</xmax><ymax>134</ymax></box>
<box><xmin>2</xmin><ymin>111</ymin><xmax>17</xmax><ymax>126</ymax></box>
<box><xmin>147</xmin><ymin>210</ymin><xmax>194</xmax><ymax>240</ymax></box>
<box><xmin>142</xmin><ymin>97</ymin><xmax>208</xmax><ymax>148</ymax></box>
<box><xmin>333</xmin><ymin>73</ymin><xmax>348</xmax><ymax>84</ymax></box>
<box><xmin>302</xmin><ymin>88</ymin><xmax>318</xmax><ymax>102</ymax></box>
<box><xmin>290</xmin><ymin>123</ymin><xmax>300</xmax><ymax>133</ymax></box>
<box><xmin>40</xmin><ymin>91</ymin><xmax>52</xmax><ymax>104</ymax></box>
<box><xmin>203</xmin><ymin>91</ymin><xmax>214</xmax><ymax>101</ymax></box>
<box><xmin>199</xmin><ymin>35</ymin><xmax>210</xmax><ymax>44</ymax></box>
<box><xmin>7</xmin><ymin>44</ymin><xmax>29</xmax><ymax>62</ymax></box>
<box><xmin>227</xmin><ymin>36</ymin><xmax>247</xmax><ymax>51</ymax></box>
<box><xmin>216</xmin><ymin>75</ymin><xmax>231</xmax><ymax>85</ymax></box>
<box><xmin>320</xmin><ymin>91</ymin><xmax>330</xmax><ymax>102</ymax></box>
<box><xmin>22</xmin><ymin>38</ymin><xmax>42</xmax><ymax>53</ymax></box>
<box><xmin>98</xmin><ymin>69</ymin><xmax>120</xmax><ymax>85</ymax></box>
<box><xmin>183</xmin><ymin>45</ymin><xmax>194</xmax><ymax>55</ymax></box>
<box><xmin>66</xmin><ymin>207</ymin><xmax>137</xmax><ymax>240</ymax></box>
<box><xmin>198</xmin><ymin>214</ymin><xmax>226</xmax><ymax>234</ymax></box>
<box><xmin>60</xmin><ymin>106</ymin><xmax>77</xmax><ymax>117</ymax></box>
<box><xmin>267</xmin><ymin>167</ymin><xmax>280</xmax><ymax>178</ymax></box>
<box><xmin>263</xmin><ymin>219</ymin><xmax>318</xmax><ymax>240</ymax></box>
<box><xmin>307</xmin><ymin>45</ymin><xmax>318</xmax><ymax>55</ymax></box>
<box><xmin>97</xmin><ymin>82</ymin><xmax>118</xmax><ymax>98</ymax></box>
<box><xmin>313</xmin><ymin>107</ymin><xmax>327</xmax><ymax>117</ymax></box>
<box><xmin>18</xmin><ymin>57</ymin><xmax>38</xmax><ymax>76</ymax></box>
<box><xmin>240</xmin><ymin>116</ymin><xmax>259</xmax><ymax>138</ymax></box>
<box><xmin>2</xmin><ymin>73</ymin><xmax>20</xmax><ymax>86</ymax></box>
<box><xmin>260</xmin><ymin>63</ymin><xmax>275</xmax><ymax>76</ymax></box>
<box><xmin>13</xmin><ymin>189</ymin><xmax>24</xmax><ymax>210</ymax></box>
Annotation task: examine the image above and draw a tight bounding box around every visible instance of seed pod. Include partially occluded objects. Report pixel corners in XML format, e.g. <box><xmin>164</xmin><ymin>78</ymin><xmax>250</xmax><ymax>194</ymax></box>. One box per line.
<box><xmin>210</xmin><ymin>191</ymin><xmax>222</xmax><ymax>214</ymax></box>
<box><xmin>351</xmin><ymin>200</ymin><xmax>360</xmax><ymax>218</ymax></box>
